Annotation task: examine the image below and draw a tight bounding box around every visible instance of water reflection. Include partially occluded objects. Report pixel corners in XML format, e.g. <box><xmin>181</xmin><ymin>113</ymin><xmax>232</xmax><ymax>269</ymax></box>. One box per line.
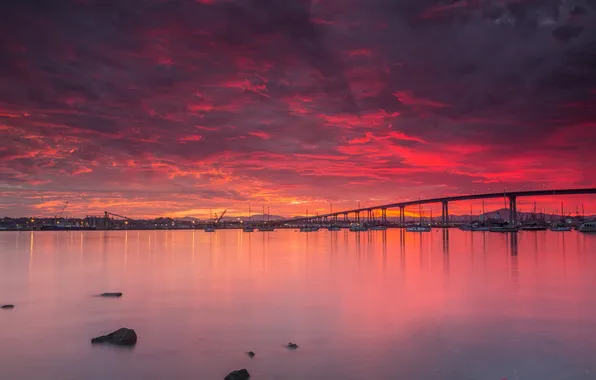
<box><xmin>1</xmin><ymin>230</ymin><xmax>595</xmax><ymax>380</ymax></box>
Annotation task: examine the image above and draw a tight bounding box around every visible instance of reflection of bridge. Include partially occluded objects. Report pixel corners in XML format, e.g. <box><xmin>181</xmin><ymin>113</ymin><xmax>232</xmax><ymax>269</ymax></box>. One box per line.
<box><xmin>276</xmin><ymin>188</ymin><xmax>596</xmax><ymax>225</ymax></box>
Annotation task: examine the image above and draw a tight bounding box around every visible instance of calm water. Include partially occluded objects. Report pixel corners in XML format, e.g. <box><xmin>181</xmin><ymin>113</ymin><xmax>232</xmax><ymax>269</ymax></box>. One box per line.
<box><xmin>1</xmin><ymin>229</ymin><xmax>595</xmax><ymax>380</ymax></box>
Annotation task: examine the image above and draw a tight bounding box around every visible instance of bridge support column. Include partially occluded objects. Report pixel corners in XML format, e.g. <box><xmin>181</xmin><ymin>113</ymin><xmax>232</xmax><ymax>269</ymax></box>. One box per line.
<box><xmin>508</xmin><ymin>195</ymin><xmax>517</xmax><ymax>225</ymax></box>
<box><xmin>441</xmin><ymin>201</ymin><xmax>449</xmax><ymax>225</ymax></box>
<box><xmin>381</xmin><ymin>208</ymin><xmax>387</xmax><ymax>224</ymax></box>
<box><xmin>367</xmin><ymin>210</ymin><xmax>372</xmax><ymax>222</ymax></box>
<box><xmin>399</xmin><ymin>206</ymin><xmax>405</xmax><ymax>226</ymax></box>
<box><xmin>356</xmin><ymin>211</ymin><xmax>360</xmax><ymax>224</ymax></box>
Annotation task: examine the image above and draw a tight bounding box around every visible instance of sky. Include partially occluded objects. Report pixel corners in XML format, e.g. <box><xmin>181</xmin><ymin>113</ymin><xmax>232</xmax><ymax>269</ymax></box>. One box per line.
<box><xmin>1</xmin><ymin>0</ymin><xmax>595</xmax><ymax>219</ymax></box>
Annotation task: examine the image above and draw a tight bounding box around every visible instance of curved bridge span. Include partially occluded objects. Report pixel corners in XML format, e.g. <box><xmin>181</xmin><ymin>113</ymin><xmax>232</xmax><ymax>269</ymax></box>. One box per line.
<box><xmin>277</xmin><ymin>188</ymin><xmax>596</xmax><ymax>225</ymax></box>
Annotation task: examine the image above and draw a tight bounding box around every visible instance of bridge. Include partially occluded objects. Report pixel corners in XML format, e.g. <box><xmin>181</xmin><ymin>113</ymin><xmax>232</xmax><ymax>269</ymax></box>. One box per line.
<box><xmin>275</xmin><ymin>188</ymin><xmax>596</xmax><ymax>226</ymax></box>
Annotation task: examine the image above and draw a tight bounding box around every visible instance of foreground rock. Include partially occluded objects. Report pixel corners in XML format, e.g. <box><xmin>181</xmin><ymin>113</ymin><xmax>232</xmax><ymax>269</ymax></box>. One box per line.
<box><xmin>99</xmin><ymin>292</ymin><xmax>123</xmax><ymax>297</ymax></box>
<box><xmin>287</xmin><ymin>342</ymin><xmax>299</xmax><ymax>349</ymax></box>
<box><xmin>246</xmin><ymin>351</ymin><xmax>255</xmax><ymax>358</ymax></box>
<box><xmin>1</xmin><ymin>304</ymin><xmax>14</xmax><ymax>309</ymax></box>
<box><xmin>91</xmin><ymin>328</ymin><xmax>137</xmax><ymax>346</ymax></box>
<box><xmin>225</xmin><ymin>369</ymin><xmax>250</xmax><ymax>380</ymax></box>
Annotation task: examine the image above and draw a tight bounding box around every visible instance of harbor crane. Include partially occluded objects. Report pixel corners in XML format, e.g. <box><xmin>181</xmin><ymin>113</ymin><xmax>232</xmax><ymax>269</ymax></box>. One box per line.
<box><xmin>54</xmin><ymin>201</ymin><xmax>68</xmax><ymax>224</ymax></box>
<box><xmin>215</xmin><ymin>210</ymin><xmax>227</xmax><ymax>224</ymax></box>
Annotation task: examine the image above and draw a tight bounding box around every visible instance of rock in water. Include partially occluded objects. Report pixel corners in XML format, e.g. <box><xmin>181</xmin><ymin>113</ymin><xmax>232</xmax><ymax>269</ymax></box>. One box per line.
<box><xmin>91</xmin><ymin>328</ymin><xmax>137</xmax><ymax>346</ymax></box>
<box><xmin>225</xmin><ymin>369</ymin><xmax>250</xmax><ymax>380</ymax></box>
<box><xmin>1</xmin><ymin>304</ymin><xmax>15</xmax><ymax>309</ymax></box>
<box><xmin>100</xmin><ymin>292</ymin><xmax>123</xmax><ymax>297</ymax></box>
<box><xmin>246</xmin><ymin>351</ymin><xmax>255</xmax><ymax>358</ymax></box>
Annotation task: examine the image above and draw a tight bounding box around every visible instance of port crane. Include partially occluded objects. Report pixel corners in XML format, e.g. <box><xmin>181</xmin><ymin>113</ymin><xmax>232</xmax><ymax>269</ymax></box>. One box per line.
<box><xmin>215</xmin><ymin>210</ymin><xmax>227</xmax><ymax>224</ymax></box>
<box><xmin>54</xmin><ymin>201</ymin><xmax>68</xmax><ymax>224</ymax></box>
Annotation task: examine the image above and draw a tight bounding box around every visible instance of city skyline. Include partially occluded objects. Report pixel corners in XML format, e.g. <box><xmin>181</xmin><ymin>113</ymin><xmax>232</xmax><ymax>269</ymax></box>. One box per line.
<box><xmin>1</xmin><ymin>0</ymin><xmax>595</xmax><ymax>218</ymax></box>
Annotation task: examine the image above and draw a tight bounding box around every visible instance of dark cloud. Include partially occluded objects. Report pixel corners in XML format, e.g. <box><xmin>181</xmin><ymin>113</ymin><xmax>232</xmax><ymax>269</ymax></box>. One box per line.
<box><xmin>0</xmin><ymin>0</ymin><xmax>595</xmax><ymax>217</ymax></box>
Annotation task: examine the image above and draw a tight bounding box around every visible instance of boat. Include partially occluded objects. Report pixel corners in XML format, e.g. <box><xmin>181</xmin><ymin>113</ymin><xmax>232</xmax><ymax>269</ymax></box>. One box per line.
<box><xmin>406</xmin><ymin>225</ymin><xmax>431</xmax><ymax>232</ymax></box>
<box><xmin>258</xmin><ymin>226</ymin><xmax>275</xmax><ymax>232</ymax></box>
<box><xmin>327</xmin><ymin>226</ymin><xmax>342</xmax><ymax>231</ymax></box>
<box><xmin>549</xmin><ymin>225</ymin><xmax>572</xmax><ymax>232</ymax></box>
<box><xmin>300</xmin><ymin>226</ymin><xmax>317</xmax><ymax>232</ymax></box>
<box><xmin>488</xmin><ymin>225</ymin><xmax>519</xmax><ymax>232</ymax></box>
<box><xmin>243</xmin><ymin>226</ymin><xmax>255</xmax><ymax>232</ymax></box>
<box><xmin>471</xmin><ymin>226</ymin><xmax>490</xmax><ymax>231</ymax></box>
<box><xmin>369</xmin><ymin>225</ymin><xmax>387</xmax><ymax>231</ymax></box>
<box><xmin>579</xmin><ymin>222</ymin><xmax>596</xmax><ymax>232</ymax></box>
<box><xmin>349</xmin><ymin>224</ymin><xmax>368</xmax><ymax>232</ymax></box>
<box><xmin>459</xmin><ymin>224</ymin><xmax>474</xmax><ymax>231</ymax></box>
<box><xmin>204</xmin><ymin>226</ymin><xmax>216</xmax><ymax>232</ymax></box>
<box><xmin>521</xmin><ymin>225</ymin><xmax>548</xmax><ymax>231</ymax></box>
<box><xmin>406</xmin><ymin>205</ymin><xmax>431</xmax><ymax>232</ymax></box>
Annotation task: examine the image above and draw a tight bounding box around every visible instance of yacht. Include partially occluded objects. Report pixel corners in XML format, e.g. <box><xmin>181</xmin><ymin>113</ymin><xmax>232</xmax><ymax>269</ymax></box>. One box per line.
<box><xmin>521</xmin><ymin>225</ymin><xmax>548</xmax><ymax>231</ymax></box>
<box><xmin>258</xmin><ymin>226</ymin><xmax>275</xmax><ymax>232</ymax></box>
<box><xmin>300</xmin><ymin>226</ymin><xmax>317</xmax><ymax>232</ymax></box>
<box><xmin>488</xmin><ymin>224</ymin><xmax>519</xmax><ymax>232</ymax></box>
<box><xmin>349</xmin><ymin>224</ymin><xmax>368</xmax><ymax>232</ymax></box>
<box><xmin>327</xmin><ymin>225</ymin><xmax>342</xmax><ymax>231</ymax></box>
<box><xmin>243</xmin><ymin>226</ymin><xmax>255</xmax><ymax>232</ymax></box>
<box><xmin>406</xmin><ymin>225</ymin><xmax>431</xmax><ymax>232</ymax></box>
<box><xmin>549</xmin><ymin>223</ymin><xmax>572</xmax><ymax>232</ymax></box>
<box><xmin>579</xmin><ymin>222</ymin><xmax>596</xmax><ymax>232</ymax></box>
<box><xmin>204</xmin><ymin>226</ymin><xmax>216</xmax><ymax>232</ymax></box>
<box><xmin>369</xmin><ymin>225</ymin><xmax>387</xmax><ymax>231</ymax></box>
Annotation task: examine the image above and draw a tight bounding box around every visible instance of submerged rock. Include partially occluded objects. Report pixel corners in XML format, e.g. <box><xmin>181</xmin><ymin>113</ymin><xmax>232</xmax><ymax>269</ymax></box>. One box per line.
<box><xmin>287</xmin><ymin>342</ymin><xmax>299</xmax><ymax>349</ymax></box>
<box><xmin>91</xmin><ymin>328</ymin><xmax>137</xmax><ymax>346</ymax></box>
<box><xmin>99</xmin><ymin>292</ymin><xmax>123</xmax><ymax>297</ymax></box>
<box><xmin>246</xmin><ymin>351</ymin><xmax>255</xmax><ymax>358</ymax></box>
<box><xmin>225</xmin><ymin>369</ymin><xmax>250</xmax><ymax>380</ymax></box>
<box><xmin>1</xmin><ymin>304</ymin><xmax>14</xmax><ymax>309</ymax></box>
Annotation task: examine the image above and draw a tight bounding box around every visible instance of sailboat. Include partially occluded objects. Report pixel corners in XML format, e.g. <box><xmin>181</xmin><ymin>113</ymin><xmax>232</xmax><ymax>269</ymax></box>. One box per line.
<box><xmin>406</xmin><ymin>205</ymin><xmax>431</xmax><ymax>232</ymax></box>
<box><xmin>549</xmin><ymin>201</ymin><xmax>571</xmax><ymax>231</ymax></box>
<box><xmin>489</xmin><ymin>195</ymin><xmax>519</xmax><ymax>232</ymax></box>
<box><xmin>258</xmin><ymin>205</ymin><xmax>275</xmax><ymax>231</ymax></box>
<box><xmin>204</xmin><ymin>210</ymin><xmax>216</xmax><ymax>232</ymax></box>
<box><xmin>243</xmin><ymin>205</ymin><xmax>254</xmax><ymax>232</ymax></box>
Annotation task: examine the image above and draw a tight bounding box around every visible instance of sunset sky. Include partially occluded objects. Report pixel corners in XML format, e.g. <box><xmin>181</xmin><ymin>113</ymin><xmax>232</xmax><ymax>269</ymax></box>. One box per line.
<box><xmin>1</xmin><ymin>0</ymin><xmax>595</xmax><ymax>219</ymax></box>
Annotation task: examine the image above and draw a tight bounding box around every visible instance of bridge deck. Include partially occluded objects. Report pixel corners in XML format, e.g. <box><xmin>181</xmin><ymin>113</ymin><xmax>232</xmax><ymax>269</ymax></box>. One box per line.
<box><xmin>277</xmin><ymin>188</ymin><xmax>596</xmax><ymax>223</ymax></box>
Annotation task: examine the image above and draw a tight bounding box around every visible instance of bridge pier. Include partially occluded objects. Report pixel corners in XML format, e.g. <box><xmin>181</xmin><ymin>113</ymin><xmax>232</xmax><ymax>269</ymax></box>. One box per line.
<box><xmin>381</xmin><ymin>208</ymin><xmax>387</xmax><ymax>224</ymax></box>
<box><xmin>508</xmin><ymin>195</ymin><xmax>517</xmax><ymax>225</ymax></box>
<box><xmin>356</xmin><ymin>211</ymin><xmax>360</xmax><ymax>224</ymax></box>
<box><xmin>399</xmin><ymin>206</ymin><xmax>405</xmax><ymax>225</ymax></box>
<box><xmin>441</xmin><ymin>201</ymin><xmax>449</xmax><ymax>225</ymax></box>
<box><xmin>367</xmin><ymin>209</ymin><xmax>372</xmax><ymax>222</ymax></box>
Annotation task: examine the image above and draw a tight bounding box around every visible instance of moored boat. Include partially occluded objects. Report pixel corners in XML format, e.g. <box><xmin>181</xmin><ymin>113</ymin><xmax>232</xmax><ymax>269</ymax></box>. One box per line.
<box><xmin>369</xmin><ymin>225</ymin><xmax>387</xmax><ymax>231</ymax></box>
<box><xmin>327</xmin><ymin>226</ymin><xmax>342</xmax><ymax>231</ymax></box>
<box><xmin>243</xmin><ymin>226</ymin><xmax>255</xmax><ymax>232</ymax></box>
<box><xmin>488</xmin><ymin>225</ymin><xmax>519</xmax><ymax>232</ymax></box>
<box><xmin>579</xmin><ymin>222</ymin><xmax>596</xmax><ymax>232</ymax></box>
<box><xmin>349</xmin><ymin>224</ymin><xmax>368</xmax><ymax>232</ymax></box>
<box><xmin>406</xmin><ymin>225</ymin><xmax>431</xmax><ymax>232</ymax></box>
<box><xmin>521</xmin><ymin>225</ymin><xmax>548</xmax><ymax>231</ymax></box>
<box><xmin>548</xmin><ymin>224</ymin><xmax>572</xmax><ymax>232</ymax></box>
<box><xmin>258</xmin><ymin>226</ymin><xmax>275</xmax><ymax>232</ymax></box>
<box><xmin>204</xmin><ymin>226</ymin><xmax>216</xmax><ymax>232</ymax></box>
